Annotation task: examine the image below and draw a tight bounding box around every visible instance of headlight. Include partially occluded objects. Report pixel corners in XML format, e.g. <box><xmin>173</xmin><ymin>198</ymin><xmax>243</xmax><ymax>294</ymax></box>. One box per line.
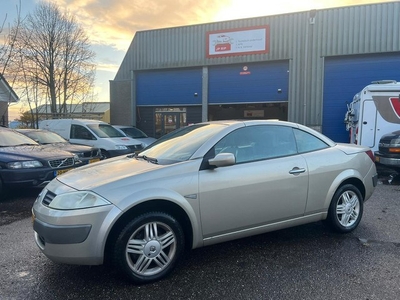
<box><xmin>7</xmin><ymin>161</ymin><xmax>43</xmax><ymax>169</ymax></box>
<box><xmin>74</xmin><ymin>152</ymin><xmax>84</xmax><ymax>158</ymax></box>
<box><xmin>390</xmin><ymin>138</ymin><xmax>400</xmax><ymax>147</ymax></box>
<box><xmin>389</xmin><ymin>137</ymin><xmax>400</xmax><ymax>153</ymax></box>
<box><xmin>73</xmin><ymin>154</ymin><xmax>82</xmax><ymax>163</ymax></box>
<box><xmin>48</xmin><ymin>191</ymin><xmax>111</xmax><ymax>210</ymax></box>
<box><xmin>115</xmin><ymin>145</ymin><xmax>128</xmax><ymax>150</ymax></box>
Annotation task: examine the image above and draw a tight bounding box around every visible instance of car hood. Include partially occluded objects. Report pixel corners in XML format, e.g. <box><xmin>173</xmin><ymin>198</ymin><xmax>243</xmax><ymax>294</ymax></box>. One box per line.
<box><xmin>42</xmin><ymin>143</ymin><xmax>94</xmax><ymax>153</ymax></box>
<box><xmin>56</xmin><ymin>155</ymin><xmax>162</xmax><ymax>190</ymax></box>
<box><xmin>0</xmin><ymin>145</ymin><xmax>73</xmax><ymax>161</ymax></box>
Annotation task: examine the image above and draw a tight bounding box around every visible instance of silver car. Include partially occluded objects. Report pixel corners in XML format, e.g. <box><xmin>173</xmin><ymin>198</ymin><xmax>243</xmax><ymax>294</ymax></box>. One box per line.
<box><xmin>113</xmin><ymin>125</ymin><xmax>156</xmax><ymax>148</ymax></box>
<box><xmin>32</xmin><ymin>120</ymin><xmax>378</xmax><ymax>284</ymax></box>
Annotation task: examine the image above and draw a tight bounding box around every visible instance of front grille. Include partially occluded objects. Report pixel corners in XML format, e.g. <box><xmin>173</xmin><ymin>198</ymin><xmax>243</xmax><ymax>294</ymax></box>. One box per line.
<box><xmin>78</xmin><ymin>150</ymin><xmax>100</xmax><ymax>158</ymax></box>
<box><xmin>48</xmin><ymin>157</ymin><xmax>74</xmax><ymax>168</ymax></box>
<box><xmin>42</xmin><ymin>190</ymin><xmax>56</xmax><ymax>206</ymax></box>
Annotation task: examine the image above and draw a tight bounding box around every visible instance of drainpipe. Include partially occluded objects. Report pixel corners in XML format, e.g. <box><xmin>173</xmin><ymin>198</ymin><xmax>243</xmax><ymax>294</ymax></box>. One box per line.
<box><xmin>131</xmin><ymin>70</ymin><xmax>136</xmax><ymax>126</ymax></box>
<box><xmin>202</xmin><ymin>67</ymin><xmax>208</xmax><ymax>122</ymax></box>
<box><xmin>303</xmin><ymin>10</ymin><xmax>316</xmax><ymax>125</ymax></box>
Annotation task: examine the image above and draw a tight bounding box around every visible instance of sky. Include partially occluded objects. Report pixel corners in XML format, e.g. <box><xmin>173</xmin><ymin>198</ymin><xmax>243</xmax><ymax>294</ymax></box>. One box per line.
<box><xmin>1</xmin><ymin>0</ymin><xmax>393</xmax><ymax>121</ymax></box>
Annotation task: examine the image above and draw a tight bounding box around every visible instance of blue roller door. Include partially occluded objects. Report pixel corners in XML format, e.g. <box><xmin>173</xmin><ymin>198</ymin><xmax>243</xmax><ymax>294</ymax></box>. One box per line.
<box><xmin>137</xmin><ymin>68</ymin><xmax>202</xmax><ymax>106</ymax></box>
<box><xmin>208</xmin><ymin>61</ymin><xmax>289</xmax><ymax>104</ymax></box>
<box><xmin>323</xmin><ymin>53</ymin><xmax>400</xmax><ymax>143</ymax></box>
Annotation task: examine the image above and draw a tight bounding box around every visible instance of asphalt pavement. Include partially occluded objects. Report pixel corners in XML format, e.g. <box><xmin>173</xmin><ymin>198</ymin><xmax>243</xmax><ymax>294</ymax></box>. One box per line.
<box><xmin>0</xmin><ymin>180</ymin><xmax>399</xmax><ymax>300</ymax></box>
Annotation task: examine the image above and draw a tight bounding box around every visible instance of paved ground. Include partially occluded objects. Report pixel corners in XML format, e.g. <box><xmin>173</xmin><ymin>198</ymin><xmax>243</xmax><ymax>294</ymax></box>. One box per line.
<box><xmin>0</xmin><ymin>179</ymin><xmax>399</xmax><ymax>300</ymax></box>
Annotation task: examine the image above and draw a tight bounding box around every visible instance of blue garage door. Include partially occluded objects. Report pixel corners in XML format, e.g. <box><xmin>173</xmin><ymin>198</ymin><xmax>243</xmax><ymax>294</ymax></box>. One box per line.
<box><xmin>208</xmin><ymin>61</ymin><xmax>289</xmax><ymax>104</ymax></box>
<box><xmin>323</xmin><ymin>53</ymin><xmax>400</xmax><ymax>143</ymax></box>
<box><xmin>137</xmin><ymin>68</ymin><xmax>202</xmax><ymax>106</ymax></box>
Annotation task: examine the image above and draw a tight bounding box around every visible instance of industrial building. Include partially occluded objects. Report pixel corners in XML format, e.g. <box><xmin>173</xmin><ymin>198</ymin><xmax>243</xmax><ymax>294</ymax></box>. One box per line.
<box><xmin>110</xmin><ymin>1</ymin><xmax>400</xmax><ymax>141</ymax></box>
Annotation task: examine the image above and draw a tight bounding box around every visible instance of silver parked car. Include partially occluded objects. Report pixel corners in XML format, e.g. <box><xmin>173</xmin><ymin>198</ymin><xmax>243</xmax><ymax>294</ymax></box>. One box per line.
<box><xmin>32</xmin><ymin>120</ymin><xmax>378</xmax><ymax>284</ymax></box>
<box><xmin>113</xmin><ymin>125</ymin><xmax>156</xmax><ymax>148</ymax></box>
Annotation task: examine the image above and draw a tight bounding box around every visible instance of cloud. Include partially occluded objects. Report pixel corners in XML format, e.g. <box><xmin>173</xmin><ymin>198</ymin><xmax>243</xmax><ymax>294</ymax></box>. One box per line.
<box><xmin>48</xmin><ymin>0</ymin><xmax>393</xmax><ymax>52</ymax></box>
<box><xmin>50</xmin><ymin>0</ymin><xmax>231</xmax><ymax>51</ymax></box>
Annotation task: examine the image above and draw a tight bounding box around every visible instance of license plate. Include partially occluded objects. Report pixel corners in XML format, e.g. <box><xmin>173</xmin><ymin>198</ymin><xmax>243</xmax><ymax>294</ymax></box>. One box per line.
<box><xmin>55</xmin><ymin>168</ymin><xmax>72</xmax><ymax>176</ymax></box>
<box><xmin>89</xmin><ymin>158</ymin><xmax>100</xmax><ymax>164</ymax></box>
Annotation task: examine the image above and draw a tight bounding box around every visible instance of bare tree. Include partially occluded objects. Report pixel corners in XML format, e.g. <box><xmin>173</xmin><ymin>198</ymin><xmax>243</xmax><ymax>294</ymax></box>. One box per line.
<box><xmin>9</xmin><ymin>1</ymin><xmax>96</xmax><ymax>121</ymax></box>
<box><xmin>0</xmin><ymin>0</ymin><xmax>22</xmax><ymax>125</ymax></box>
<box><xmin>0</xmin><ymin>1</ymin><xmax>22</xmax><ymax>76</ymax></box>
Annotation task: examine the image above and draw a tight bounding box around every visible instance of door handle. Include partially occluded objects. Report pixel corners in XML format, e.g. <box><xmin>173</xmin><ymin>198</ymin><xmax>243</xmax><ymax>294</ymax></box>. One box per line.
<box><xmin>289</xmin><ymin>167</ymin><xmax>306</xmax><ymax>175</ymax></box>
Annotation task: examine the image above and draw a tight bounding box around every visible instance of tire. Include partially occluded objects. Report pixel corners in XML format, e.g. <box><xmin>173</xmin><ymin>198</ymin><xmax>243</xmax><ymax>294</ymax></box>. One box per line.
<box><xmin>100</xmin><ymin>150</ymin><xmax>110</xmax><ymax>159</ymax></box>
<box><xmin>112</xmin><ymin>212</ymin><xmax>185</xmax><ymax>284</ymax></box>
<box><xmin>326</xmin><ymin>184</ymin><xmax>363</xmax><ymax>233</ymax></box>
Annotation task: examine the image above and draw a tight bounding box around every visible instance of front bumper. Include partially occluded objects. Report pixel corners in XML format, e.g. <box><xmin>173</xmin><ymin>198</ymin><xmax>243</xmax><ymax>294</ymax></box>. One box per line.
<box><xmin>107</xmin><ymin>148</ymin><xmax>133</xmax><ymax>157</ymax></box>
<box><xmin>2</xmin><ymin>167</ymin><xmax>74</xmax><ymax>188</ymax></box>
<box><xmin>32</xmin><ymin>192</ymin><xmax>121</xmax><ymax>265</ymax></box>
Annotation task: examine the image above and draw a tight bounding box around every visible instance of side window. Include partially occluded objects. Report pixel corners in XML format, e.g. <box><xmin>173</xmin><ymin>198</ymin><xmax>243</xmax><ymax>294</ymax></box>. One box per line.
<box><xmin>71</xmin><ymin>125</ymin><xmax>95</xmax><ymax>140</ymax></box>
<box><xmin>215</xmin><ymin>127</ymin><xmax>255</xmax><ymax>163</ymax></box>
<box><xmin>213</xmin><ymin>125</ymin><xmax>297</xmax><ymax>164</ymax></box>
<box><xmin>293</xmin><ymin>128</ymin><xmax>329</xmax><ymax>153</ymax></box>
<box><xmin>252</xmin><ymin>125</ymin><xmax>297</xmax><ymax>160</ymax></box>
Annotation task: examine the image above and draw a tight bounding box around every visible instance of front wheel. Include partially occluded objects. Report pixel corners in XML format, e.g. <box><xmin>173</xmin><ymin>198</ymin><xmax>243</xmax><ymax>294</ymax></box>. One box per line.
<box><xmin>100</xmin><ymin>150</ymin><xmax>110</xmax><ymax>159</ymax></box>
<box><xmin>326</xmin><ymin>184</ymin><xmax>363</xmax><ymax>233</ymax></box>
<box><xmin>112</xmin><ymin>212</ymin><xmax>185</xmax><ymax>284</ymax></box>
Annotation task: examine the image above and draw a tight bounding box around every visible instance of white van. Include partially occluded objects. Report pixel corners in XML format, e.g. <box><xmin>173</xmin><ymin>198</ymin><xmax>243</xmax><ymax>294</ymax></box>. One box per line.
<box><xmin>39</xmin><ymin>119</ymin><xmax>143</xmax><ymax>158</ymax></box>
<box><xmin>344</xmin><ymin>80</ymin><xmax>400</xmax><ymax>152</ymax></box>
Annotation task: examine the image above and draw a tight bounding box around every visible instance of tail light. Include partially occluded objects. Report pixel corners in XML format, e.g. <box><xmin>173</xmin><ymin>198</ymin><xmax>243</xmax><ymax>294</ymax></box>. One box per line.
<box><xmin>365</xmin><ymin>150</ymin><xmax>375</xmax><ymax>162</ymax></box>
<box><xmin>354</xmin><ymin>127</ymin><xmax>358</xmax><ymax>145</ymax></box>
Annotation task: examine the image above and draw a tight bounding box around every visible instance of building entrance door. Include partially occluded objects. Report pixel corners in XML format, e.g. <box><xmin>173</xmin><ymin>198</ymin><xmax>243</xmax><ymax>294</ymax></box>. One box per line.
<box><xmin>155</xmin><ymin>108</ymin><xmax>186</xmax><ymax>138</ymax></box>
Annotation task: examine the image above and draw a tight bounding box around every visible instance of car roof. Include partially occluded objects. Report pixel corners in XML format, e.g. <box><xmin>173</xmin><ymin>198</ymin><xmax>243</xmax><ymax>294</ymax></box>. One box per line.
<box><xmin>41</xmin><ymin>119</ymin><xmax>108</xmax><ymax>125</ymax></box>
<box><xmin>16</xmin><ymin>129</ymin><xmax>42</xmax><ymax>132</ymax></box>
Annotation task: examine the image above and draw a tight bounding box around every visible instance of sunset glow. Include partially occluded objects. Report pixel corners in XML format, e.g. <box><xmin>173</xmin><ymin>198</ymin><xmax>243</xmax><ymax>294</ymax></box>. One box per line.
<box><xmin>2</xmin><ymin>0</ymin><xmax>394</xmax><ymax>121</ymax></box>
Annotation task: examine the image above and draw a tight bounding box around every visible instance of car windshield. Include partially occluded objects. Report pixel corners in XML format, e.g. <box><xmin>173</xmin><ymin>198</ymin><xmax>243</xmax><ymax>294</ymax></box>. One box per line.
<box><xmin>121</xmin><ymin>127</ymin><xmax>148</xmax><ymax>138</ymax></box>
<box><xmin>0</xmin><ymin>130</ymin><xmax>39</xmax><ymax>147</ymax></box>
<box><xmin>138</xmin><ymin>123</ymin><xmax>226</xmax><ymax>164</ymax></box>
<box><xmin>87</xmin><ymin>124</ymin><xmax>125</xmax><ymax>138</ymax></box>
<box><xmin>22</xmin><ymin>131</ymin><xmax>67</xmax><ymax>144</ymax></box>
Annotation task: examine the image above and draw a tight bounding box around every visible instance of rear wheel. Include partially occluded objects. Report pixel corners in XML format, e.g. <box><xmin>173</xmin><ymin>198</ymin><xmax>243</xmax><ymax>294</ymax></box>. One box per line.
<box><xmin>326</xmin><ymin>184</ymin><xmax>363</xmax><ymax>233</ymax></box>
<box><xmin>112</xmin><ymin>212</ymin><xmax>184</xmax><ymax>284</ymax></box>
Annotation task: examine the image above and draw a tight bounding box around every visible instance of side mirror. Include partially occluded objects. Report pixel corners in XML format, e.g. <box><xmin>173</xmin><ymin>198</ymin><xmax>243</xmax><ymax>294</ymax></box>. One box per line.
<box><xmin>208</xmin><ymin>153</ymin><xmax>235</xmax><ymax>168</ymax></box>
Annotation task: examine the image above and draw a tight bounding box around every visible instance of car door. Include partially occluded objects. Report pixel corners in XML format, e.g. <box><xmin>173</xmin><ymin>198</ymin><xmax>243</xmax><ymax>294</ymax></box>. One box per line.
<box><xmin>198</xmin><ymin>125</ymin><xmax>309</xmax><ymax>239</ymax></box>
<box><xmin>69</xmin><ymin>124</ymin><xmax>97</xmax><ymax>147</ymax></box>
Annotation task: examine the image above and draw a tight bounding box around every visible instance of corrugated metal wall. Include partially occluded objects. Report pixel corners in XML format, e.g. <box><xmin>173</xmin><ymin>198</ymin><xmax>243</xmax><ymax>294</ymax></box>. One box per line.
<box><xmin>111</xmin><ymin>1</ymin><xmax>400</xmax><ymax>127</ymax></box>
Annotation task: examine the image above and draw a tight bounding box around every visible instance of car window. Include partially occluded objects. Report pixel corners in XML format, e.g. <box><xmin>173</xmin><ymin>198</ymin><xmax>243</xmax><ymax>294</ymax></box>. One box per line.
<box><xmin>121</xmin><ymin>127</ymin><xmax>147</xmax><ymax>138</ymax></box>
<box><xmin>71</xmin><ymin>125</ymin><xmax>96</xmax><ymax>140</ymax></box>
<box><xmin>0</xmin><ymin>129</ymin><xmax>39</xmax><ymax>146</ymax></box>
<box><xmin>87</xmin><ymin>124</ymin><xmax>125</xmax><ymax>138</ymax></box>
<box><xmin>214</xmin><ymin>125</ymin><xmax>297</xmax><ymax>163</ymax></box>
<box><xmin>24</xmin><ymin>131</ymin><xmax>66</xmax><ymax>144</ymax></box>
<box><xmin>293</xmin><ymin>128</ymin><xmax>329</xmax><ymax>153</ymax></box>
<box><xmin>139</xmin><ymin>124</ymin><xmax>226</xmax><ymax>163</ymax></box>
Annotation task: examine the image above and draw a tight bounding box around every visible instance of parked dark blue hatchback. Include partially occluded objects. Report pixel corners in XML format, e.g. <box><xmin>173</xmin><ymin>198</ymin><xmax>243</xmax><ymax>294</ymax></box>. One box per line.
<box><xmin>17</xmin><ymin>129</ymin><xmax>101</xmax><ymax>165</ymax></box>
<box><xmin>0</xmin><ymin>127</ymin><xmax>80</xmax><ymax>194</ymax></box>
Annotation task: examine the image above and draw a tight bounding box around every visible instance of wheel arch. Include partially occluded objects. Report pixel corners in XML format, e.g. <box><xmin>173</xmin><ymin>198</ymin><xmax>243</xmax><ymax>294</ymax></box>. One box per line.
<box><xmin>324</xmin><ymin>170</ymin><xmax>366</xmax><ymax>210</ymax></box>
<box><xmin>100</xmin><ymin>149</ymin><xmax>110</xmax><ymax>159</ymax></box>
<box><xmin>104</xmin><ymin>199</ymin><xmax>194</xmax><ymax>264</ymax></box>
<box><xmin>338</xmin><ymin>177</ymin><xmax>366</xmax><ymax>201</ymax></box>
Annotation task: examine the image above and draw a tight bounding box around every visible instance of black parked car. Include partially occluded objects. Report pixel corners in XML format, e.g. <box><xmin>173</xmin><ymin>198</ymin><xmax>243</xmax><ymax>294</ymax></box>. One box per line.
<box><xmin>375</xmin><ymin>130</ymin><xmax>400</xmax><ymax>172</ymax></box>
<box><xmin>0</xmin><ymin>127</ymin><xmax>81</xmax><ymax>194</ymax></box>
<box><xmin>17</xmin><ymin>129</ymin><xmax>101</xmax><ymax>165</ymax></box>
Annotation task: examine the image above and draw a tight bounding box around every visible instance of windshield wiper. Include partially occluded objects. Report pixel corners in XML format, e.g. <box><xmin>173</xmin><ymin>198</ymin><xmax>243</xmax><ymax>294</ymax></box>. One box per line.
<box><xmin>136</xmin><ymin>154</ymin><xmax>158</xmax><ymax>164</ymax></box>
